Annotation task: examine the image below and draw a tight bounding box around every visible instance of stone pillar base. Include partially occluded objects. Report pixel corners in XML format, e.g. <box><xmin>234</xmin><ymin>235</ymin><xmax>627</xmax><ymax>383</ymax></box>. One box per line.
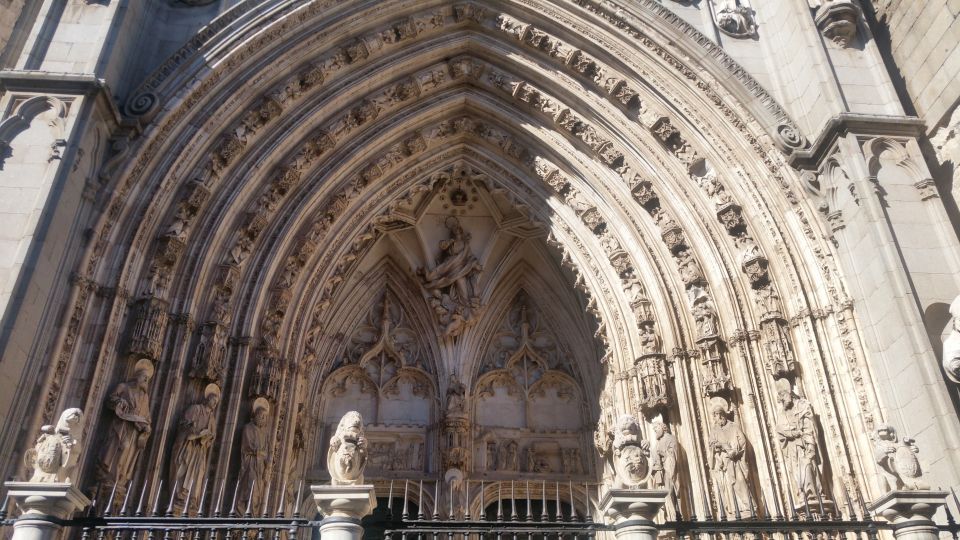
<box><xmin>312</xmin><ymin>484</ymin><xmax>376</xmax><ymax>540</ymax></box>
<box><xmin>3</xmin><ymin>482</ymin><xmax>91</xmax><ymax>540</ymax></box>
<box><xmin>3</xmin><ymin>482</ymin><xmax>90</xmax><ymax>519</ymax></box>
<box><xmin>870</xmin><ymin>490</ymin><xmax>947</xmax><ymax>540</ymax></box>
<box><xmin>598</xmin><ymin>489</ymin><xmax>668</xmax><ymax>540</ymax></box>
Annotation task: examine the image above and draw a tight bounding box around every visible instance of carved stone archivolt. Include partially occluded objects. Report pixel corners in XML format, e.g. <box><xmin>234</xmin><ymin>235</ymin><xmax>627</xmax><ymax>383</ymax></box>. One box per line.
<box><xmin>36</xmin><ymin>0</ymin><xmax>890</xmax><ymax>524</ymax></box>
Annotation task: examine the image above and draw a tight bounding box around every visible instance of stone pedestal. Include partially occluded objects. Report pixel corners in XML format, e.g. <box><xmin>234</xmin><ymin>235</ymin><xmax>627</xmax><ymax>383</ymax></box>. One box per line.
<box><xmin>3</xmin><ymin>482</ymin><xmax>91</xmax><ymax>540</ymax></box>
<box><xmin>598</xmin><ymin>489</ymin><xmax>668</xmax><ymax>540</ymax></box>
<box><xmin>312</xmin><ymin>484</ymin><xmax>376</xmax><ymax>540</ymax></box>
<box><xmin>870</xmin><ymin>490</ymin><xmax>948</xmax><ymax>540</ymax></box>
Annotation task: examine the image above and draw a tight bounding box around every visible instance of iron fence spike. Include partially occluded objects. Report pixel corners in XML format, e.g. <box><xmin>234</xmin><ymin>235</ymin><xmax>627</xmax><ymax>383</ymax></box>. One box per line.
<box><xmin>151</xmin><ymin>480</ymin><xmax>165</xmax><ymax>516</ymax></box>
<box><xmin>136</xmin><ymin>478</ymin><xmax>150</xmax><ymax>516</ymax></box>
<box><xmin>105</xmin><ymin>481</ymin><xmax>120</xmax><ymax>516</ymax></box>
<box><xmin>120</xmin><ymin>479</ymin><xmax>135</xmax><ymax>516</ymax></box>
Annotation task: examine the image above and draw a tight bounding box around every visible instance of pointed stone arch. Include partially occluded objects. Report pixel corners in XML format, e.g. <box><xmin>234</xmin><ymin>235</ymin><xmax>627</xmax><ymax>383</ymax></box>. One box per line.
<box><xmin>19</xmin><ymin>0</ymin><xmax>898</xmax><ymax>521</ymax></box>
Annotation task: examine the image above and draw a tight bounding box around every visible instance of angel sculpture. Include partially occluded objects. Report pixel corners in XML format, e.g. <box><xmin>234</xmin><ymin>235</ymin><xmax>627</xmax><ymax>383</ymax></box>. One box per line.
<box><xmin>24</xmin><ymin>408</ymin><xmax>84</xmax><ymax>483</ymax></box>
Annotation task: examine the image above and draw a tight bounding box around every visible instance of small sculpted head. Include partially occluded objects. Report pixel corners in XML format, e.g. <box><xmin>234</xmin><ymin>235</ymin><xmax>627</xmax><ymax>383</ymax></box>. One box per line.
<box><xmin>709</xmin><ymin>399</ymin><xmax>729</xmax><ymax>427</ymax></box>
<box><xmin>875</xmin><ymin>424</ymin><xmax>897</xmax><ymax>443</ymax></box>
<box><xmin>56</xmin><ymin>408</ymin><xmax>83</xmax><ymax>433</ymax></box>
<box><xmin>134</xmin><ymin>358</ymin><xmax>155</xmax><ymax>388</ymax></box>
<box><xmin>775</xmin><ymin>378</ymin><xmax>795</xmax><ymax>409</ymax></box>
<box><xmin>653</xmin><ymin>418</ymin><xmax>668</xmax><ymax>440</ymax></box>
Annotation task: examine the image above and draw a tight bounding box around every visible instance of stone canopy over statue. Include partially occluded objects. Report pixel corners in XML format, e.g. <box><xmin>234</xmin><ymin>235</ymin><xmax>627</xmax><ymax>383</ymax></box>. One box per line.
<box><xmin>419</xmin><ymin>216</ymin><xmax>483</xmax><ymax>338</ymax></box>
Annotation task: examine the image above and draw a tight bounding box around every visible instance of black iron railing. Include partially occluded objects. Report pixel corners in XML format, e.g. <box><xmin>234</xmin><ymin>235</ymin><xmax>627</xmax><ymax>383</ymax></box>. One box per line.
<box><xmin>3</xmin><ymin>481</ymin><xmax>960</xmax><ymax>540</ymax></box>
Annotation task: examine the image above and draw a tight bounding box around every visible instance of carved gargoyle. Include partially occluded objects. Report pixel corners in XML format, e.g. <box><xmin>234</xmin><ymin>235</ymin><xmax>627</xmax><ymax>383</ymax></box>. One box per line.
<box><xmin>327</xmin><ymin>411</ymin><xmax>368</xmax><ymax>485</ymax></box>
<box><xmin>24</xmin><ymin>408</ymin><xmax>84</xmax><ymax>483</ymax></box>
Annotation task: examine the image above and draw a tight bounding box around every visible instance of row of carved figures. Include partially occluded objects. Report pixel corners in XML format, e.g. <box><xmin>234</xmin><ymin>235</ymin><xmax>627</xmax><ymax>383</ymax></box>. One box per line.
<box><xmin>23</xmin><ymin>397</ymin><xmax>928</xmax><ymax>517</ymax></box>
<box><xmin>54</xmin><ymin>358</ymin><xmax>276</xmax><ymax>513</ymax></box>
<box><xmin>599</xmin><ymin>398</ymin><xmax>929</xmax><ymax>519</ymax></box>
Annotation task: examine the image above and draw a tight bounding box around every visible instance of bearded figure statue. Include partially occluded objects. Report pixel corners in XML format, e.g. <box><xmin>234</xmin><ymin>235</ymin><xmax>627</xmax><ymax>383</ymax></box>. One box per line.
<box><xmin>327</xmin><ymin>411</ymin><xmax>368</xmax><ymax>485</ymax></box>
<box><xmin>24</xmin><ymin>408</ymin><xmax>84</xmax><ymax>483</ymax></box>
<box><xmin>611</xmin><ymin>414</ymin><xmax>650</xmax><ymax>489</ymax></box>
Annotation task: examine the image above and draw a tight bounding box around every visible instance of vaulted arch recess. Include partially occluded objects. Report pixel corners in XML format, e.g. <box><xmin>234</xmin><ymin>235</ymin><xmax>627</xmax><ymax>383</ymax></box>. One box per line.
<box><xmin>32</xmin><ymin>0</ymin><xmax>889</xmax><ymax>523</ymax></box>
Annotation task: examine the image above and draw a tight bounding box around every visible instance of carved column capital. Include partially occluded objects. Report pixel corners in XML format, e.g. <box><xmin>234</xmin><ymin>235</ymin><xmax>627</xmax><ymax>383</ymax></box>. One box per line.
<box><xmin>3</xmin><ymin>482</ymin><xmax>90</xmax><ymax>519</ymax></box>
<box><xmin>599</xmin><ymin>488</ymin><xmax>668</xmax><ymax>540</ymax></box>
<box><xmin>870</xmin><ymin>490</ymin><xmax>946</xmax><ymax>540</ymax></box>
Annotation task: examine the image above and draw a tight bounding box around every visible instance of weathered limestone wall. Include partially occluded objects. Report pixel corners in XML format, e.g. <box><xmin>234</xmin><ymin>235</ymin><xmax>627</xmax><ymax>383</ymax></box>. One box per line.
<box><xmin>871</xmin><ymin>0</ymin><xmax>960</xmax><ymax>130</ymax></box>
<box><xmin>0</xmin><ymin>0</ymin><xmax>27</xmax><ymax>61</ymax></box>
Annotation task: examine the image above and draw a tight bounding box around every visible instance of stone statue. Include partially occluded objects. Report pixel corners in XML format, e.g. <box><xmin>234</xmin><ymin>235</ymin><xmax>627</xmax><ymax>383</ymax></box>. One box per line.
<box><xmin>611</xmin><ymin>415</ymin><xmax>650</xmax><ymax>488</ymax></box>
<box><xmin>708</xmin><ymin>398</ymin><xmax>753</xmax><ymax>516</ymax></box>
<box><xmin>639</xmin><ymin>323</ymin><xmax>661</xmax><ymax>355</ymax></box>
<box><xmin>169</xmin><ymin>383</ymin><xmax>220</xmax><ymax>509</ymax></box>
<box><xmin>419</xmin><ymin>216</ymin><xmax>483</xmax><ymax>337</ymax></box>
<box><xmin>693</xmin><ymin>297</ymin><xmax>719</xmax><ymax>338</ymax></box>
<box><xmin>446</xmin><ymin>374</ymin><xmax>466</xmax><ymax>415</ymax></box>
<box><xmin>774</xmin><ymin>379</ymin><xmax>824</xmax><ymax>504</ymax></box>
<box><xmin>238</xmin><ymin>398</ymin><xmax>271</xmax><ymax>512</ymax></box>
<box><xmin>486</xmin><ymin>441</ymin><xmax>497</xmax><ymax>470</ymax></box>
<box><xmin>712</xmin><ymin>0</ymin><xmax>757</xmax><ymax>38</ymax></box>
<box><xmin>942</xmin><ymin>295</ymin><xmax>960</xmax><ymax>383</ymax></box>
<box><xmin>96</xmin><ymin>358</ymin><xmax>154</xmax><ymax>489</ymax></box>
<box><xmin>650</xmin><ymin>417</ymin><xmax>678</xmax><ymax>496</ymax></box>
<box><xmin>24</xmin><ymin>408</ymin><xmax>84</xmax><ymax>483</ymax></box>
<box><xmin>327</xmin><ymin>411</ymin><xmax>368</xmax><ymax>485</ymax></box>
<box><xmin>873</xmin><ymin>424</ymin><xmax>929</xmax><ymax>491</ymax></box>
<box><xmin>498</xmin><ymin>440</ymin><xmax>519</xmax><ymax>471</ymax></box>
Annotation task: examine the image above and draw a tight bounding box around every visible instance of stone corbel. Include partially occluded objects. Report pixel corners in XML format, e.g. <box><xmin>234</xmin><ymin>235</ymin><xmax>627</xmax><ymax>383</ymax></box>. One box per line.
<box><xmin>814</xmin><ymin>0</ymin><xmax>861</xmax><ymax>48</ymax></box>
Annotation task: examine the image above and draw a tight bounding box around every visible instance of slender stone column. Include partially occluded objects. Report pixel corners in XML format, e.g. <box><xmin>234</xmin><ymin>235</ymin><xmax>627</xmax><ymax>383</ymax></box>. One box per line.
<box><xmin>870</xmin><ymin>490</ymin><xmax>948</xmax><ymax>540</ymax></box>
<box><xmin>598</xmin><ymin>489</ymin><xmax>668</xmax><ymax>540</ymax></box>
<box><xmin>3</xmin><ymin>482</ymin><xmax>91</xmax><ymax>540</ymax></box>
<box><xmin>312</xmin><ymin>484</ymin><xmax>377</xmax><ymax>540</ymax></box>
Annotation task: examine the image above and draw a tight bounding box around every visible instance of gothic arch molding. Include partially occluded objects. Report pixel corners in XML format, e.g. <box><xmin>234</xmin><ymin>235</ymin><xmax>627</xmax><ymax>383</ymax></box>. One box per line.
<box><xmin>21</xmin><ymin>0</ymin><xmax>897</xmax><ymax>521</ymax></box>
